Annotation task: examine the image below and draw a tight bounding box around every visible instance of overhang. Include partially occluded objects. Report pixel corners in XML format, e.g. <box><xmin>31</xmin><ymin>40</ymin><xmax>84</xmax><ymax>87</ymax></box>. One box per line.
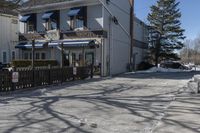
<box><xmin>15</xmin><ymin>41</ymin><xmax>47</xmax><ymax>49</ymax></box>
<box><xmin>48</xmin><ymin>40</ymin><xmax>97</xmax><ymax>48</ymax></box>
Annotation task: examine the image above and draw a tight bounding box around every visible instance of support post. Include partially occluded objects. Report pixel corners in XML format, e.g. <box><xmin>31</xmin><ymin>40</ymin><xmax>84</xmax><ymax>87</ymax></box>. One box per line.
<box><xmin>61</xmin><ymin>42</ymin><xmax>64</xmax><ymax>68</ymax></box>
<box><xmin>32</xmin><ymin>39</ymin><xmax>35</xmax><ymax>87</ymax></box>
<box><xmin>61</xmin><ymin>42</ymin><xmax>64</xmax><ymax>83</ymax></box>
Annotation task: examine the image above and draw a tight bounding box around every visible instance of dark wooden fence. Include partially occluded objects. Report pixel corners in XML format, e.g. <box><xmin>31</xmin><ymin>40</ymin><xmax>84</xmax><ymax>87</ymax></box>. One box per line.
<box><xmin>0</xmin><ymin>66</ymin><xmax>92</xmax><ymax>92</ymax></box>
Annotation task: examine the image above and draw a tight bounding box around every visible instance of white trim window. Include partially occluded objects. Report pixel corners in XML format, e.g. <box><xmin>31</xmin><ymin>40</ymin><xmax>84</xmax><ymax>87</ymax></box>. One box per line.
<box><xmin>41</xmin><ymin>52</ymin><xmax>46</xmax><ymax>60</ymax></box>
<box><xmin>35</xmin><ymin>53</ymin><xmax>40</xmax><ymax>60</ymax></box>
<box><xmin>2</xmin><ymin>51</ymin><xmax>7</xmax><ymax>64</ymax></box>
<box><xmin>24</xmin><ymin>52</ymin><xmax>29</xmax><ymax>60</ymax></box>
<box><xmin>12</xmin><ymin>51</ymin><xmax>16</xmax><ymax>60</ymax></box>
<box><xmin>27</xmin><ymin>21</ymin><xmax>35</xmax><ymax>33</ymax></box>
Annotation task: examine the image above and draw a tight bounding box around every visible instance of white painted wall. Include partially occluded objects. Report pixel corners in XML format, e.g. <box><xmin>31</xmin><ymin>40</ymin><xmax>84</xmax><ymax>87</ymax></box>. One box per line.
<box><xmin>0</xmin><ymin>14</ymin><xmax>19</xmax><ymax>64</ymax></box>
<box><xmin>102</xmin><ymin>0</ymin><xmax>130</xmax><ymax>75</ymax></box>
<box><xmin>87</xmin><ymin>5</ymin><xmax>103</xmax><ymax>30</ymax></box>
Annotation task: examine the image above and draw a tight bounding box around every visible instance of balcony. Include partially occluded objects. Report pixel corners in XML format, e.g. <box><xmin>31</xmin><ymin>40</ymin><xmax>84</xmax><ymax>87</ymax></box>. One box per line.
<box><xmin>19</xmin><ymin>30</ymin><xmax>107</xmax><ymax>41</ymax></box>
<box><xmin>61</xmin><ymin>30</ymin><xmax>108</xmax><ymax>39</ymax></box>
<box><xmin>19</xmin><ymin>32</ymin><xmax>46</xmax><ymax>41</ymax></box>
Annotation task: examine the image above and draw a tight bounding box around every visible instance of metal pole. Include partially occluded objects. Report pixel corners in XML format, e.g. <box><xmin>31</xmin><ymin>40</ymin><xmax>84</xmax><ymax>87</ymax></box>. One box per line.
<box><xmin>130</xmin><ymin>0</ymin><xmax>134</xmax><ymax>71</ymax></box>
<box><xmin>61</xmin><ymin>42</ymin><xmax>64</xmax><ymax>68</ymax></box>
<box><xmin>61</xmin><ymin>42</ymin><xmax>64</xmax><ymax>83</ymax></box>
<box><xmin>32</xmin><ymin>39</ymin><xmax>35</xmax><ymax>87</ymax></box>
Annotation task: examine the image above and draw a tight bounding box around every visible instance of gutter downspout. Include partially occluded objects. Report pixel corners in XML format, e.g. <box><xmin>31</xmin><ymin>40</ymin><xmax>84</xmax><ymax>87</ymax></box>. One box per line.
<box><xmin>130</xmin><ymin>0</ymin><xmax>134</xmax><ymax>71</ymax></box>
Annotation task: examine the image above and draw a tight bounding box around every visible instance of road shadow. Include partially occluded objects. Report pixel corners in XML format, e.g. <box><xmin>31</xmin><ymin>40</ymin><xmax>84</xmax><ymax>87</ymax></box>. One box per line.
<box><xmin>153</xmin><ymin>94</ymin><xmax>200</xmax><ymax>133</ymax></box>
<box><xmin>120</xmin><ymin>71</ymin><xmax>200</xmax><ymax>80</ymax></box>
<box><xmin>0</xmin><ymin>72</ymin><xmax>199</xmax><ymax>133</ymax></box>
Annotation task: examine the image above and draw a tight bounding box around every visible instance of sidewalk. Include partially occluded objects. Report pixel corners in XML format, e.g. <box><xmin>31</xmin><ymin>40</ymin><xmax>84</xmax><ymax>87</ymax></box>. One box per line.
<box><xmin>153</xmin><ymin>89</ymin><xmax>200</xmax><ymax>133</ymax></box>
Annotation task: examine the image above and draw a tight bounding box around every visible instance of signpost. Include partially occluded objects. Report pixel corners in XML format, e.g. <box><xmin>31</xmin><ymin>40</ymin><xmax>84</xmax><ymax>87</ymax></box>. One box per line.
<box><xmin>32</xmin><ymin>39</ymin><xmax>35</xmax><ymax>87</ymax></box>
<box><xmin>12</xmin><ymin>71</ymin><xmax>19</xmax><ymax>91</ymax></box>
<box><xmin>73</xmin><ymin>67</ymin><xmax>77</xmax><ymax>75</ymax></box>
<box><xmin>12</xmin><ymin>72</ymin><xmax>19</xmax><ymax>83</ymax></box>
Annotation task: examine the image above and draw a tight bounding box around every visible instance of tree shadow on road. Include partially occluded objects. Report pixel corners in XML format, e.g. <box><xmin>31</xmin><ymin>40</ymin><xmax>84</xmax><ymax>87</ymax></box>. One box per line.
<box><xmin>0</xmin><ymin>73</ymin><xmax>199</xmax><ymax>133</ymax></box>
<box><xmin>121</xmin><ymin>71</ymin><xmax>200</xmax><ymax>80</ymax></box>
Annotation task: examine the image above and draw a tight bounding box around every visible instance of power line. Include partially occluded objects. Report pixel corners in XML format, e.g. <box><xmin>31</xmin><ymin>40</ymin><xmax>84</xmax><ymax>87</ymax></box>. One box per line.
<box><xmin>97</xmin><ymin>0</ymin><xmax>130</xmax><ymax>38</ymax></box>
<box><xmin>109</xmin><ymin>0</ymin><xmax>130</xmax><ymax>15</ymax></box>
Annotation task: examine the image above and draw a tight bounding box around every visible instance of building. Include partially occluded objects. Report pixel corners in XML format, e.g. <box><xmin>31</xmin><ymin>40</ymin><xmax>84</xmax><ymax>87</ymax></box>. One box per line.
<box><xmin>0</xmin><ymin>8</ymin><xmax>19</xmax><ymax>64</ymax></box>
<box><xmin>17</xmin><ymin>0</ymin><xmax>148</xmax><ymax>76</ymax></box>
<box><xmin>133</xmin><ymin>17</ymin><xmax>148</xmax><ymax>69</ymax></box>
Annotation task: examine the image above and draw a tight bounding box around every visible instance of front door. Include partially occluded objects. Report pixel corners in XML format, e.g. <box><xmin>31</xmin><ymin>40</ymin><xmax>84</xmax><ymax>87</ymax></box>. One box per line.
<box><xmin>85</xmin><ymin>52</ymin><xmax>94</xmax><ymax>66</ymax></box>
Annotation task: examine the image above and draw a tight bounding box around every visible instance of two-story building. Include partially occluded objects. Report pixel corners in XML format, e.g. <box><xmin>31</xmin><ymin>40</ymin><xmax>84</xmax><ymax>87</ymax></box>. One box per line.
<box><xmin>16</xmin><ymin>0</ymin><xmax>148</xmax><ymax>76</ymax></box>
<box><xmin>0</xmin><ymin>8</ymin><xmax>19</xmax><ymax>64</ymax></box>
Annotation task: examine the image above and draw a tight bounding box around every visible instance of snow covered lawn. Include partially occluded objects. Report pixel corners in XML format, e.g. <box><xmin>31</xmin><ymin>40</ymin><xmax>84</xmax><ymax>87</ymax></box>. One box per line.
<box><xmin>137</xmin><ymin>67</ymin><xmax>192</xmax><ymax>73</ymax></box>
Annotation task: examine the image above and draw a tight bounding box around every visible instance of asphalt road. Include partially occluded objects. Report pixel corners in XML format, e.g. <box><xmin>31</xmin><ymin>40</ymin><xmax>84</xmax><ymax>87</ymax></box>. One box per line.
<box><xmin>0</xmin><ymin>72</ymin><xmax>200</xmax><ymax>133</ymax></box>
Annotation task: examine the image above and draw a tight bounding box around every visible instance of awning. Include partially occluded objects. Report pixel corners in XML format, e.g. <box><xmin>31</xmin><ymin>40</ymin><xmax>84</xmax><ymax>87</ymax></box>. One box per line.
<box><xmin>19</xmin><ymin>15</ymin><xmax>31</xmax><ymax>22</ymax></box>
<box><xmin>48</xmin><ymin>40</ymin><xmax>97</xmax><ymax>48</ymax></box>
<box><xmin>42</xmin><ymin>12</ymin><xmax>54</xmax><ymax>20</ymax></box>
<box><xmin>15</xmin><ymin>41</ymin><xmax>47</xmax><ymax>49</ymax></box>
<box><xmin>67</xmin><ymin>8</ymin><xmax>83</xmax><ymax>17</ymax></box>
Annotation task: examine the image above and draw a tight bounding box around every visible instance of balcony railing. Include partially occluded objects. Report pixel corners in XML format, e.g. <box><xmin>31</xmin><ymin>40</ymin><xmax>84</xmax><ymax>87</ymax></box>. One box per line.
<box><xmin>19</xmin><ymin>29</ymin><xmax>108</xmax><ymax>41</ymax></box>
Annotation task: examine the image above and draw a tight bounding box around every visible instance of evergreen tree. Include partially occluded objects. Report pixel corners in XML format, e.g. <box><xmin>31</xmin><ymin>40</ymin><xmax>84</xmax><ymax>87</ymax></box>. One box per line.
<box><xmin>148</xmin><ymin>0</ymin><xmax>185</xmax><ymax>66</ymax></box>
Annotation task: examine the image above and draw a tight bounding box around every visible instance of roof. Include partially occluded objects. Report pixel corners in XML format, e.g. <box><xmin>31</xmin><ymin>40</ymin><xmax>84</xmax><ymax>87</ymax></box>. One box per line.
<box><xmin>0</xmin><ymin>8</ymin><xmax>18</xmax><ymax>16</ymax></box>
<box><xmin>22</xmin><ymin>0</ymin><xmax>73</xmax><ymax>7</ymax></box>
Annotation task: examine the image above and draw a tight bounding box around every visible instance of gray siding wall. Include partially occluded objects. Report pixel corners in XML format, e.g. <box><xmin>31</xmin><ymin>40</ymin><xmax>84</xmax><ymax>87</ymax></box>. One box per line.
<box><xmin>0</xmin><ymin>14</ymin><xmax>19</xmax><ymax>64</ymax></box>
<box><xmin>103</xmin><ymin>0</ymin><xmax>130</xmax><ymax>75</ymax></box>
<box><xmin>87</xmin><ymin>5</ymin><xmax>103</xmax><ymax>30</ymax></box>
<box><xmin>134</xmin><ymin>18</ymin><xmax>148</xmax><ymax>43</ymax></box>
<box><xmin>37</xmin><ymin>12</ymin><xmax>46</xmax><ymax>32</ymax></box>
<box><xmin>60</xmin><ymin>9</ymin><xmax>71</xmax><ymax>31</ymax></box>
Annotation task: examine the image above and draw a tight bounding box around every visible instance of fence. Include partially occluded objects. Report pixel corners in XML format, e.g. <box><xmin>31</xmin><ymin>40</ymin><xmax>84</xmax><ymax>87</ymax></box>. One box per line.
<box><xmin>0</xmin><ymin>66</ymin><xmax>92</xmax><ymax>92</ymax></box>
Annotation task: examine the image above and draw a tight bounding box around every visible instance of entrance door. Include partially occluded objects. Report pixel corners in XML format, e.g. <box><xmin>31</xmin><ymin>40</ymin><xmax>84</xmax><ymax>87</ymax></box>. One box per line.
<box><xmin>85</xmin><ymin>52</ymin><xmax>94</xmax><ymax>66</ymax></box>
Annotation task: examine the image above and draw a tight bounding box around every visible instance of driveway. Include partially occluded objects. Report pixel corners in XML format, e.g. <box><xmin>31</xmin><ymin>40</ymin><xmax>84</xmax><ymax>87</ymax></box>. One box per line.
<box><xmin>0</xmin><ymin>72</ymin><xmax>199</xmax><ymax>133</ymax></box>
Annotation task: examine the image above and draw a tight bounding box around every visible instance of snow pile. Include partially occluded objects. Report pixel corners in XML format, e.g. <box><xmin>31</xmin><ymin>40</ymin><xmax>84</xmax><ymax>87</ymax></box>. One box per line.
<box><xmin>137</xmin><ymin>67</ymin><xmax>192</xmax><ymax>73</ymax></box>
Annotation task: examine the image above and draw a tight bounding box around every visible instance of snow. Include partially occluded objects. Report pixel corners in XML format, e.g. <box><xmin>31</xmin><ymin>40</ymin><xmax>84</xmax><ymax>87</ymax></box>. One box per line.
<box><xmin>137</xmin><ymin>67</ymin><xmax>192</xmax><ymax>73</ymax></box>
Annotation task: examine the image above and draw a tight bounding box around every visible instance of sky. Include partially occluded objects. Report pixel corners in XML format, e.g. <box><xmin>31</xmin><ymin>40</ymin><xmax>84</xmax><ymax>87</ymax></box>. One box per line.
<box><xmin>135</xmin><ymin>0</ymin><xmax>200</xmax><ymax>40</ymax></box>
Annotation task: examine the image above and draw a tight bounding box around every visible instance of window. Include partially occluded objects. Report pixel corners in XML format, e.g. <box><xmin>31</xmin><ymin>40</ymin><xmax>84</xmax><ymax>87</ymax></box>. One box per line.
<box><xmin>30</xmin><ymin>53</ymin><xmax>32</xmax><ymax>59</ymax></box>
<box><xmin>47</xmin><ymin>19</ymin><xmax>58</xmax><ymax>30</ymax></box>
<box><xmin>27</xmin><ymin>21</ymin><xmax>34</xmax><ymax>32</ymax></box>
<box><xmin>72</xmin><ymin>53</ymin><xmax>76</xmax><ymax>66</ymax></box>
<box><xmin>41</xmin><ymin>53</ymin><xmax>46</xmax><ymax>60</ymax></box>
<box><xmin>36</xmin><ymin>53</ymin><xmax>40</xmax><ymax>60</ymax></box>
<box><xmin>70</xmin><ymin>16</ymin><xmax>84</xmax><ymax>30</ymax></box>
<box><xmin>24</xmin><ymin>53</ymin><xmax>29</xmax><ymax>60</ymax></box>
<box><xmin>70</xmin><ymin>7</ymin><xmax>87</xmax><ymax>30</ymax></box>
<box><xmin>2</xmin><ymin>52</ymin><xmax>7</xmax><ymax>63</ymax></box>
<box><xmin>12</xmin><ymin>51</ymin><xmax>15</xmax><ymax>60</ymax></box>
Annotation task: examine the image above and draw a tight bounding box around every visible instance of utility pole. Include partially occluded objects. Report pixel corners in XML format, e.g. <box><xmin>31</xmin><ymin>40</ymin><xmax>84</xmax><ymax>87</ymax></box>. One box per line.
<box><xmin>129</xmin><ymin>0</ymin><xmax>134</xmax><ymax>71</ymax></box>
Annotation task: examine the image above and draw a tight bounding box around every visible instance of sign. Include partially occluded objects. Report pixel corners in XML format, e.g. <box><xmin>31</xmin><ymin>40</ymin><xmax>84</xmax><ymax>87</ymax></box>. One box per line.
<box><xmin>12</xmin><ymin>72</ymin><xmax>19</xmax><ymax>83</ymax></box>
<box><xmin>73</xmin><ymin>67</ymin><xmax>77</xmax><ymax>75</ymax></box>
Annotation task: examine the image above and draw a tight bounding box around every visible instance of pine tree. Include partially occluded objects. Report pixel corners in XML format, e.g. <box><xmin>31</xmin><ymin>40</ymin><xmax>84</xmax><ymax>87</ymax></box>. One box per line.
<box><xmin>148</xmin><ymin>0</ymin><xmax>185</xmax><ymax>66</ymax></box>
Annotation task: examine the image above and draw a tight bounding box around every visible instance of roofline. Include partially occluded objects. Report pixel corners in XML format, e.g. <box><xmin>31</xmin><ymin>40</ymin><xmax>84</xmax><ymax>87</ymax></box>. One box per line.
<box><xmin>19</xmin><ymin>0</ymin><xmax>100</xmax><ymax>14</ymax></box>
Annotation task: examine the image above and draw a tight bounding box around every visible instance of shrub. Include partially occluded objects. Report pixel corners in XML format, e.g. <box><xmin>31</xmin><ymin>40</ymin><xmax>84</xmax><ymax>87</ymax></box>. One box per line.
<box><xmin>12</xmin><ymin>60</ymin><xmax>58</xmax><ymax>67</ymax></box>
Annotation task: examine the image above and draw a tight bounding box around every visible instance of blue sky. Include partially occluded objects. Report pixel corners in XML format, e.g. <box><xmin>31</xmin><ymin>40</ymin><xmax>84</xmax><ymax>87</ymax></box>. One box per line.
<box><xmin>135</xmin><ymin>0</ymin><xmax>200</xmax><ymax>40</ymax></box>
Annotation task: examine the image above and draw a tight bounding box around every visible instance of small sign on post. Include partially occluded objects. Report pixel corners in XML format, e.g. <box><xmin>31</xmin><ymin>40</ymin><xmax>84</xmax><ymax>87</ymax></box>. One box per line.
<box><xmin>73</xmin><ymin>67</ymin><xmax>77</xmax><ymax>75</ymax></box>
<box><xmin>12</xmin><ymin>72</ymin><xmax>19</xmax><ymax>83</ymax></box>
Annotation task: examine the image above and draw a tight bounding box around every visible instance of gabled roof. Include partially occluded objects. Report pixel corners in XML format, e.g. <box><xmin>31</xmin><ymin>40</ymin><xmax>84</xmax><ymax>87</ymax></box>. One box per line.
<box><xmin>22</xmin><ymin>0</ymin><xmax>73</xmax><ymax>7</ymax></box>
